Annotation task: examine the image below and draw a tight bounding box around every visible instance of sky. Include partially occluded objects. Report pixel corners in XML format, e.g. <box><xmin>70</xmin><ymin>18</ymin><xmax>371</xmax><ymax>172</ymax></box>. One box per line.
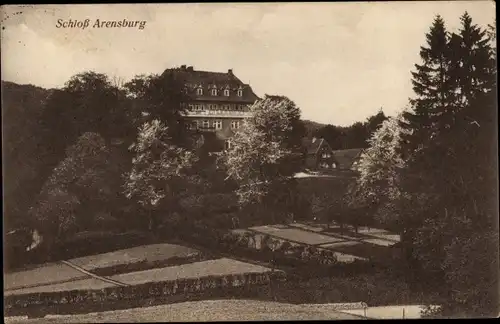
<box><xmin>1</xmin><ymin>2</ymin><xmax>495</xmax><ymax>126</ymax></box>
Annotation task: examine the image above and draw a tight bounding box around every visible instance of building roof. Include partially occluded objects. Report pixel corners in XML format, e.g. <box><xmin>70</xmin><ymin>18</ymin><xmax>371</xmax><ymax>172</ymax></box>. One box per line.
<box><xmin>302</xmin><ymin>137</ymin><xmax>332</xmax><ymax>155</ymax></box>
<box><xmin>332</xmin><ymin>148</ymin><xmax>364</xmax><ymax>169</ymax></box>
<box><xmin>162</xmin><ymin>66</ymin><xmax>260</xmax><ymax>104</ymax></box>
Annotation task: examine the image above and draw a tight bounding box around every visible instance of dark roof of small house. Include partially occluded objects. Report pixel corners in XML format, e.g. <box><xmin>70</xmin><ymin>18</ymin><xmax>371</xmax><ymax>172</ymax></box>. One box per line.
<box><xmin>302</xmin><ymin>137</ymin><xmax>331</xmax><ymax>155</ymax></box>
<box><xmin>162</xmin><ymin>66</ymin><xmax>260</xmax><ymax>103</ymax></box>
<box><xmin>332</xmin><ymin>148</ymin><xmax>364</xmax><ymax>169</ymax></box>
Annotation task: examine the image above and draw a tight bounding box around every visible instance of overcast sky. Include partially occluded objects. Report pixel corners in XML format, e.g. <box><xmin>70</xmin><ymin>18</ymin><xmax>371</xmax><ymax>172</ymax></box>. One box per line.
<box><xmin>1</xmin><ymin>2</ymin><xmax>495</xmax><ymax>125</ymax></box>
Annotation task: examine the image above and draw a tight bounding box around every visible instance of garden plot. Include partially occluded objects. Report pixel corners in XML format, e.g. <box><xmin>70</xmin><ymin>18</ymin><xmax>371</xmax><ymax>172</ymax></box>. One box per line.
<box><xmin>364</xmin><ymin>233</ymin><xmax>400</xmax><ymax>243</ymax></box>
<box><xmin>319</xmin><ymin>241</ymin><xmax>362</xmax><ymax>249</ymax></box>
<box><xmin>110</xmin><ymin>258</ymin><xmax>276</xmax><ymax>286</ymax></box>
<box><xmin>332</xmin><ymin>242</ymin><xmax>392</xmax><ymax>260</ymax></box>
<box><xmin>4</xmin><ymin>263</ymin><xmax>88</xmax><ymax>291</ymax></box>
<box><xmin>250</xmin><ymin>226</ymin><xmax>342</xmax><ymax>246</ymax></box>
<box><xmin>288</xmin><ymin>223</ymin><xmax>325</xmax><ymax>232</ymax></box>
<box><xmin>355</xmin><ymin>226</ymin><xmax>389</xmax><ymax>234</ymax></box>
<box><xmin>68</xmin><ymin>243</ymin><xmax>201</xmax><ymax>272</ymax></box>
<box><xmin>361</xmin><ymin>238</ymin><xmax>397</xmax><ymax>247</ymax></box>
<box><xmin>4</xmin><ymin>278</ymin><xmax>114</xmax><ymax>296</ymax></box>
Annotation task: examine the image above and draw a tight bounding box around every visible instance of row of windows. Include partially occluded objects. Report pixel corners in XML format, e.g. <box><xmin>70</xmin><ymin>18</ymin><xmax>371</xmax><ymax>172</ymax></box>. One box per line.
<box><xmin>319</xmin><ymin>162</ymin><xmax>337</xmax><ymax>169</ymax></box>
<box><xmin>186</xmin><ymin>120</ymin><xmax>241</xmax><ymax>130</ymax></box>
<box><xmin>186</xmin><ymin>88</ymin><xmax>243</xmax><ymax>97</ymax></box>
<box><xmin>185</xmin><ymin>103</ymin><xmax>248</xmax><ymax>111</ymax></box>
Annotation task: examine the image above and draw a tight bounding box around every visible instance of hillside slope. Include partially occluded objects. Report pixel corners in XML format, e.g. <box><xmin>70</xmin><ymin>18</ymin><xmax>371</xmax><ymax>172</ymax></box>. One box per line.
<box><xmin>2</xmin><ymin>81</ymin><xmax>54</xmax><ymax>230</ymax></box>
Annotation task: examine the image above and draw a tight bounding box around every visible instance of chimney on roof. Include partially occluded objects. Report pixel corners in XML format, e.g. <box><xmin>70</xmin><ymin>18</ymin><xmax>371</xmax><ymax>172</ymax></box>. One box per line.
<box><xmin>228</xmin><ymin>69</ymin><xmax>233</xmax><ymax>75</ymax></box>
<box><xmin>187</xmin><ymin>66</ymin><xmax>194</xmax><ymax>72</ymax></box>
<box><xmin>180</xmin><ymin>65</ymin><xmax>187</xmax><ymax>70</ymax></box>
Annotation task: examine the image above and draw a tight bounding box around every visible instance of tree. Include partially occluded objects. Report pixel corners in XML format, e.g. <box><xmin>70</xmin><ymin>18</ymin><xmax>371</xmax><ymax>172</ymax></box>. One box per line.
<box><xmin>350</xmin><ymin>114</ymin><xmax>409</xmax><ymax>231</ymax></box>
<box><xmin>123</xmin><ymin>71</ymin><xmax>191</xmax><ymax>148</ymax></box>
<box><xmin>124</xmin><ymin>119</ymin><xmax>199</xmax><ymax>232</ymax></box>
<box><xmin>220</xmin><ymin>95</ymin><xmax>304</xmax><ymax>222</ymax></box>
<box><xmin>399</xmin><ymin>15</ymin><xmax>453</xmax><ymax>160</ymax></box>
<box><xmin>1</xmin><ymin>82</ymin><xmax>53</xmax><ymax>233</ymax></box>
<box><xmin>29</xmin><ymin>188</ymin><xmax>80</xmax><ymax>259</ymax></box>
<box><xmin>344</xmin><ymin>121</ymin><xmax>368</xmax><ymax>149</ymax></box>
<box><xmin>33</xmin><ymin>72</ymin><xmax>133</xmax><ymax>217</ymax></box>
<box><xmin>399</xmin><ymin>13</ymin><xmax>498</xmax><ymax>316</ymax></box>
<box><xmin>33</xmin><ymin>132</ymin><xmax>119</xmax><ymax>232</ymax></box>
<box><xmin>365</xmin><ymin>108</ymin><xmax>388</xmax><ymax>139</ymax></box>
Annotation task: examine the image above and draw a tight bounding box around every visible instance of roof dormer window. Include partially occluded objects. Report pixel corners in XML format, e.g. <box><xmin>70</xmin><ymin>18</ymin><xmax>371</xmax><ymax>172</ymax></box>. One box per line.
<box><xmin>224</xmin><ymin>89</ymin><xmax>230</xmax><ymax>97</ymax></box>
<box><xmin>211</xmin><ymin>88</ymin><xmax>217</xmax><ymax>96</ymax></box>
<box><xmin>237</xmin><ymin>88</ymin><xmax>243</xmax><ymax>97</ymax></box>
<box><xmin>197</xmin><ymin>87</ymin><xmax>203</xmax><ymax>96</ymax></box>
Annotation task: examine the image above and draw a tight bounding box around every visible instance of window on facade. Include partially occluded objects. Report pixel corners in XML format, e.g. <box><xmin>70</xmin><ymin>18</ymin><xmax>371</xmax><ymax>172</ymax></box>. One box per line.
<box><xmin>188</xmin><ymin>104</ymin><xmax>194</xmax><ymax>110</ymax></box>
<box><xmin>237</xmin><ymin>89</ymin><xmax>243</xmax><ymax>97</ymax></box>
<box><xmin>211</xmin><ymin>88</ymin><xmax>217</xmax><ymax>96</ymax></box>
<box><xmin>183</xmin><ymin>87</ymin><xmax>188</xmax><ymax>94</ymax></box>
<box><xmin>192</xmin><ymin>121</ymin><xmax>199</xmax><ymax>129</ymax></box>
<box><xmin>213</xmin><ymin>120</ymin><xmax>222</xmax><ymax>130</ymax></box>
<box><xmin>202</xmin><ymin>120</ymin><xmax>210</xmax><ymax>128</ymax></box>
<box><xmin>231</xmin><ymin>121</ymin><xmax>240</xmax><ymax>129</ymax></box>
<box><xmin>332</xmin><ymin>163</ymin><xmax>337</xmax><ymax>169</ymax></box>
<box><xmin>197</xmin><ymin>88</ymin><xmax>203</xmax><ymax>95</ymax></box>
<box><xmin>224</xmin><ymin>104</ymin><xmax>230</xmax><ymax>110</ymax></box>
<box><xmin>224</xmin><ymin>140</ymin><xmax>232</xmax><ymax>150</ymax></box>
<box><xmin>224</xmin><ymin>89</ymin><xmax>230</xmax><ymax>96</ymax></box>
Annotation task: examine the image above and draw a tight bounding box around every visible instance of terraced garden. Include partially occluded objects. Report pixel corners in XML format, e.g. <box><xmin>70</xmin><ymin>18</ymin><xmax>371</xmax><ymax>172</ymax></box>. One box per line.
<box><xmin>232</xmin><ymin>221</ymin><xmax>401</xmax><ymax>264</ymax></box>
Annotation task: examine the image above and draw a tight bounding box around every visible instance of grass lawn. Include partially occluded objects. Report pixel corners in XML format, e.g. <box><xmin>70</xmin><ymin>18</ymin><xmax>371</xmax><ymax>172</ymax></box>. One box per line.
<box><xmin>249</xmin><ymin>226</ymin><xmax>341</xmax><ymax>246</ymax></box>
<box><xmin>363</xmin><ymin>232</ymin><xmax>401</xmax><ymax>243</ymax></box>
<box><xmin>287</xmin><ymin>223</ymin><xmax>324</xmax><ymax>232</ymax></box>
<box><xmin>5</xmin><ymin>278</ymin><xmax>114</xmax><ymax>296</ymax></box>
<box><xmin>4</xmin><ymin>300</ymin><xmax>361</xmax><ymax>323</ymax></box>
<box><xmin>110</xmin><ymin>258</ymin><xmax>276</xmax><ymax>286</ymax></box>
<box><xmin>68</xmin><ymin>243</ymin><xmax>201</xmax><ymax>272</ymax></box>
<box><xmin>4</xmin><ymin>263</ymin><xmax>89</xmax><ymax>292</ymax></box>
<box><xmin>329</xmin><ymin>242</ymin><xmax>393</xmax><ymax>261</ymax></box>
<box><xmin>361</xmin><ymin>238</ymin><xmax>397</xmax><ymax>247</ymax></box>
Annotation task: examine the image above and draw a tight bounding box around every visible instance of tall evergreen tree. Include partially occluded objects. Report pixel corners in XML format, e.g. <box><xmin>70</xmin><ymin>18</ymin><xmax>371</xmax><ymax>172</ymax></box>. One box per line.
<box><xmin>400</xmin><ymin>15</ymin><xmax>453</xmax><ymax>159</ymax></box>
<box><xmin>404</xmin><ymin>13</ymin><xmax>498</xmax><ymax>317</ymax></box>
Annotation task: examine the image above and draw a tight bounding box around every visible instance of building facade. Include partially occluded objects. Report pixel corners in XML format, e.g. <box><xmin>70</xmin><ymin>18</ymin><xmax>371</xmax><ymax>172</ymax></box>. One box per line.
<box><xmin>302</xmin><ymin>137</ymin><xmax>337</xmax><ymax>170</ymax></box>
<box><xmin>164</xmin><ymin>65</ymin><xmax>259</xmax><ymax>151</ymax></box>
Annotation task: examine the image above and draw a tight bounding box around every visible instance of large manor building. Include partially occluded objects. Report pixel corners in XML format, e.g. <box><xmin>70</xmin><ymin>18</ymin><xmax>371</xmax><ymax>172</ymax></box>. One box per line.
<box><xmin>164</xmin><ymin>65</ymin><xmax>260</xmax><ymax>151</ymax></box>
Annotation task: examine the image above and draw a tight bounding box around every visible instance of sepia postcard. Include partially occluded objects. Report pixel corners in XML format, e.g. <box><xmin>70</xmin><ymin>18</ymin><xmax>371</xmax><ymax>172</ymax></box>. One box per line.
<box><xmin>2</xmin><ymin>2</ymin><xmax>498</xmax><ymax>322</ymax></box>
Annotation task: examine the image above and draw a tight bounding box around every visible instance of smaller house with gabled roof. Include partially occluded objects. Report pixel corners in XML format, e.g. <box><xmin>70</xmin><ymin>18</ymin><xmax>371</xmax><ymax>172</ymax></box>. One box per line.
<box><xmin>331</xmin><ymin>148</ymin><xmax>364</xmax><ymax>171</ymax></box>
<box><xmin>302</xmin><ymin>137</ymin><xmax>337</xmax><ymax>171</ymax></box>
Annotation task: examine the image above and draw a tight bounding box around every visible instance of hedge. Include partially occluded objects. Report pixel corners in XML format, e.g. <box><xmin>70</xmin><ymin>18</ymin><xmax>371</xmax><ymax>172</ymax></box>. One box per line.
<box><xmin>4</xmin><ymin>271</ymin><xmax>287</xmax><ymax>315</ymax></box>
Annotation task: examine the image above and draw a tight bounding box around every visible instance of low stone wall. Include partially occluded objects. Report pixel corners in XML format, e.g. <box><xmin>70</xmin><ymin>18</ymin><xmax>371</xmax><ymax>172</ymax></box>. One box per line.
<box><xmin>171</xmin><ymin>223</ymin><xmax>372</xmax><ymax>277</ymax></box>
<box><xmin>4</xmin><ymin>271</ymin><xmax>286</xmax><ymax>315</ymax></box>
